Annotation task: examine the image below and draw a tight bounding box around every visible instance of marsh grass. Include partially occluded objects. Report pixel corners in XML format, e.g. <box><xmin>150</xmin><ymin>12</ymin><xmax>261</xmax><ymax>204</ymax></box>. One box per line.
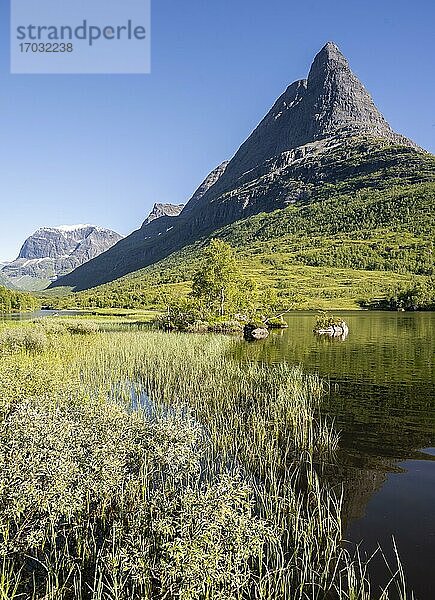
<box><xmin>0</xmin><ymin>324</ymin><xmax>412</xmax><ymax>599</ymax></box>
<box><xmin>0</xmin><ymin>327</ymin><xmax>48</xmax><ymax>353</ymax></box>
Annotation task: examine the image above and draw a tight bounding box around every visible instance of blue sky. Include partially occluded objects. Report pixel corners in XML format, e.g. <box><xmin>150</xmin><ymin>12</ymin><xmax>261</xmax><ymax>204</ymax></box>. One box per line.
<box><xmin>1</xmin><ymin>0</ymin><xmax>434</xmax><ymax>261</ymax></box>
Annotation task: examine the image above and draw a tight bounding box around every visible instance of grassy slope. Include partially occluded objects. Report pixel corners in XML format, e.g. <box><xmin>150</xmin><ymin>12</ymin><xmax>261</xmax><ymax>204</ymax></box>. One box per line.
<box><xmin>47</xmin><ymin>142</ymin><xmax>435</xmax><ymax>310</ymax></box>
<box><xmin>13</xmin><ymin>275</ymin><xmax>53</xmax><ymax>292</ymax></box>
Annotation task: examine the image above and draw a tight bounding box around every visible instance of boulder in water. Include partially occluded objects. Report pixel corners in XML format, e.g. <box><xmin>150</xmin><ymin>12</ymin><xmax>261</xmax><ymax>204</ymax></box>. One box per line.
<box><xmin>244</xmin><ymin>324</ymin><xmax>269</xmax><ymax>340</ymax></box>
<box><xmin>315</xmin><ymin>321</ymin><xmax>349</xmax><ymax>339</ymax></box>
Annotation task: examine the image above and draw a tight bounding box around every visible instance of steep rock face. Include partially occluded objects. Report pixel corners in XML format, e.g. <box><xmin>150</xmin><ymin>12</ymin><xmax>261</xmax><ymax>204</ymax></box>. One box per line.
<box><xmin>305</xmin><ymin>42</ymin><xmax>406</xmax><ymax>142</ymax></box>
<box><xmin>142</xmin><ymin>204</ymin><xmax>185</xmax><ymax>226</ymax></box>
<box><xmin>2</xmin><ymin>225</ymin><xmax>123</xmax><ymax>289</ymax></box>
<box><xmin>51</xmin><ymin>42</ymin><xmax>428</xmax><ymax>291</ymax></box>
<box><xmin>181</xmin><ymin>161</ymin><xmax>229</xmax><ymax>213</ymax></box>
<box><xmin>195</xmin><ymin>42</ymin><xmax>417</xmax><ymax>205</ymax></box>
<box><xmin>50</xmin><ymin>163</ymin><xmax>231</xmax><ymax>287</ymax></box>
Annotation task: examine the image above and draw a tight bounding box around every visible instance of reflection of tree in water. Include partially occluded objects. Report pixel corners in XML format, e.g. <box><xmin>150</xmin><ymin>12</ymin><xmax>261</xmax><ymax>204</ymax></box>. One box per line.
<box><xmin>236</xmin><ymin>312</ymin><xmax>435</xmax><ymax>388</ymax></box>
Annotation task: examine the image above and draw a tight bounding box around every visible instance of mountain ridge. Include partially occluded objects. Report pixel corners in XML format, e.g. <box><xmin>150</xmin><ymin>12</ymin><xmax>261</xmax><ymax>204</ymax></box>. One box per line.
<box><xmin>50</xmin><ymin>42</ymin><xmax>432</xmax><ymax>292</ymax></box>
<box><xmin>142</xmin><ymin>204</ymin><xmax>185</xmax><ymax>227</ymax></box>
<box><xmin>2</xmin><ymin>225</ymin><xmax>123</xmax><ymax>290</ymax></box>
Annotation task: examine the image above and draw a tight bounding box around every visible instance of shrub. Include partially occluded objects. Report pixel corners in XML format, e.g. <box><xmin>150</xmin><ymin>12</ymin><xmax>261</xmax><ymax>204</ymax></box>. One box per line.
<box><xmin>0</xmin><ymin>328</ymin><xmax>47</xmax><ymax>353</ymax></box>
<box><xmin>315</xmin><ymin>312</ymin><xmax>344</xmax><ymax>330</ymax></box>
<box><xmin>33</xmin><ymin>318</ymin><xmax>68</xmax><ymax>335</ymax></box>
<box><xmin>154</xmin><ymin>298</ymin><xmax>207</xmax><ymax>331</ymax></box>
<box><xmin>208</xmin><ymin>319</ymin><xmax>244</xmax><ymax>333</ymax></box>
<box><xmin>266</xmin><ymin>316</ymin><xmax>288</xmax><ymax>329</ymax></box>
<box><xmin>64</xmin><ymin>320</ymin><xmax>100</xmax><ymax>335</ymax></box>
<box><xmin>0</xmin><ymin>395</ymin><xmax>271</xmax><ymax>599</ymax></box>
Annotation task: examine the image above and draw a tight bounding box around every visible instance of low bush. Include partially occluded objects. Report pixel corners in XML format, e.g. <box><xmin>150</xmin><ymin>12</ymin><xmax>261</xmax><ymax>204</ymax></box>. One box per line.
<box><xmin>266</xmin><ymin>316</ymin><xmax>288</xmax><ymax>329</ymax></box>
<box><xmin>0</xmin><ymin>394</ymin><xmax>271</xmax><ymax>599</ymax></box>
<box><xmin>64</xmin><ymin>320</ymin><xmax>100</xmax><ymax>335</ymax></box>
<box><xmin>33</xmin><ymin>318</ymin><xmax>68</xmax><ymax>335</ymax></box>
<box><xmin>0</xmin><ymin>327</ymin><xmax>47</xmax><ymax>353</ymax></box>
<box><xmin>314</xmin><ymin>312</ymin><xmax>344</xmax><ymax>330</ymax></box>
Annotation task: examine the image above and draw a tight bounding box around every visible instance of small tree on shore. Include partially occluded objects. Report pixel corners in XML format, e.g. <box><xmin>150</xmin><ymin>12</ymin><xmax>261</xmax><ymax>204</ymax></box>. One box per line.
<box><xmin>192</xmin><ymin>240</ymin><xmax>239</xmax><ymax>317</ymax></box>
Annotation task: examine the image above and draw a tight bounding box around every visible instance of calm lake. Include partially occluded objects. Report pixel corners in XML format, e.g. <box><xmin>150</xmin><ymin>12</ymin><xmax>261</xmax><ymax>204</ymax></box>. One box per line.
<box><xmin>236</xmin><ymin>311</ymin><xmax>435</xmax><ymax>599</ymax></box>
<box><xmin>2</xmin><ymin>309</ymin><xmax>434</xmax><ymax>597</ymax></box>
<box><xmin>0</xmin><ymin>309</ymin><xmax>86</xmax><ymax>320</ymax></box>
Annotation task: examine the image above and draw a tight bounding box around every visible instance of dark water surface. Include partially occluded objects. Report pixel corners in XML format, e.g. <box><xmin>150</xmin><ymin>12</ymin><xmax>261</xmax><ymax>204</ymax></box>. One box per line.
<box><xmin>0</xmin><ymin>309</ymin><xmax>86</xmax><ymax>320</ymax></box>
<box><xmin>236</xmin><ymin>311</ymin><xmax>435</xmax><ymax>599</ymax></box>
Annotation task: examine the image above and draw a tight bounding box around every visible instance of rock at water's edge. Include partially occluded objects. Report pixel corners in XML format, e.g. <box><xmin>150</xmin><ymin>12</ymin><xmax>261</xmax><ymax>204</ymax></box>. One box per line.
<box><xmin>315</xmin><ymin>321</ymin><xmax>349</xmax><ymax>338</ymax></box>
<box><xmin>244</xmin><ymin>325</ymin><xmax>269</xmax><ymax>340</ymax></box>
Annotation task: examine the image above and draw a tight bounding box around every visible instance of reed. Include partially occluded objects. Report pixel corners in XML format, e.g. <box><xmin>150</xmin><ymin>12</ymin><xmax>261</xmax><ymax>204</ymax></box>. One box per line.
<box><xmin>0</xmin><ymin>322</ymin><xmax>411</xmax><ymax>599</ymax></box>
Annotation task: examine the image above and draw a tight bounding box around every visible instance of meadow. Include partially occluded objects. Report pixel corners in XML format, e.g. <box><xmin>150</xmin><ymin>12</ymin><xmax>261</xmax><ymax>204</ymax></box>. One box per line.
<box><xmin>0</xmin><ymin>318</ymin><xmax>412</xmax><ymax>599</ymax></box>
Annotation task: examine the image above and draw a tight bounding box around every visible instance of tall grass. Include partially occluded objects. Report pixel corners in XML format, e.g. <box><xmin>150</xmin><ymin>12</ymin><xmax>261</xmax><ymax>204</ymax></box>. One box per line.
<box><xmin>0</xmin><ymin>322</ymin><xmax>412</xmax><ymax>599</ymax></box>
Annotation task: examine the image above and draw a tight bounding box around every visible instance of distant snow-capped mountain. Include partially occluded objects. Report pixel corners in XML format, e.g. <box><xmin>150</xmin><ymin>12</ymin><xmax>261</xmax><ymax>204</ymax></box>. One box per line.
<box><xmin>1</xmin><ymin>225</ymin><xmax>123</xmax><ymax>290</ymax></box>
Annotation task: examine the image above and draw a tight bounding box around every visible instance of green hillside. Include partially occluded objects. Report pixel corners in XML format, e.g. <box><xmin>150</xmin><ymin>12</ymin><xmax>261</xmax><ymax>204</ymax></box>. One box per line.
<box><xmin>48</xmin><ymin>166</ymin><xmax>435</xmax><ymax>311</ymax></box>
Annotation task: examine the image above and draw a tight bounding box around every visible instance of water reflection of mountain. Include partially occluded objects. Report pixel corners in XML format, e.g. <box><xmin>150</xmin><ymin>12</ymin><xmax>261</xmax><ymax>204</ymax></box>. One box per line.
<box><xmin>235</xmin><ymin>312</ymin><xmax>435</xmax><ymax>600</ymax></box>
<box><xmin>235</xmin><ymin>312</ymin><xmax>435</xmax><ymax>460</ymax></box>
<box><xmin>331</xmin><ymin>461</ymin><xmax>388</xmax><ymax>525</ymax></box>
<box><xmin>322</xmin><ymin>378</ymin><xmax>435</xmax><ymax>458</ymax></box>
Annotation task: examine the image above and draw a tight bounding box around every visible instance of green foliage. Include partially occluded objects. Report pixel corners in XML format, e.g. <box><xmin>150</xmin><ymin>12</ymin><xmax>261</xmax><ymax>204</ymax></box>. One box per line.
<box><xmin>152</xmin><ymin>241</ymin><xmax>264</xmax><ymax>330</ymax></box>
<box><xmin>154</xmin><ymin>298</ymin><xmax>244</xmax><ymax>333</ymax></box>
<box><xmin>386</xmin><ymin>279</ymin><xmax>435</xmax><ymax>311</ymax></box>
<box><xmin>315</xmin><ymin>312</ymin><xmax>345</xmax><ymax>330</ymax></box>
<box><xmin>156</xmin><ymin>475</ymin><xmax>271</xmax><ymax>598</ymax></box>
<box><xmin>192</xmin><ymin>239</ymin><xmax>240</xmax><ymax>316</ymax></box>
<box><xmin>266</xmin><ymin>316</ymin><xmax>288</xmax><ymax>329</ymax></box>
<box><xmin>155</xmin><ymin>297</ymin><xmax>207</xmax><ymax>331</ymax></box>
<box><xmin>64</xmin><ymin>320</ymin><xmax>100</xmax><ymax>335</ymax></box>
<box><xmin>0</xmin><ymin>286</ymin><xmax>40</xmax><ymax>313</ymax></box>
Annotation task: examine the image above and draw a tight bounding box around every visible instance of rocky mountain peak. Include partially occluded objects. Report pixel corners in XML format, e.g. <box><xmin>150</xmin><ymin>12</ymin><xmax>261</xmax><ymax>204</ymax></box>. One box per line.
<box><xmin>215</xmin><ymin>42</ymin><xmax>418</xmax><ymax>192</ymax></box>
<box><xmin>2</xmin><ymin>225</ymin><xmax>123</xmax><ymax>289</ymax></box>
<box><xmin>304</xmin><ymin>41</ymin><xmax>401</xmax><ymax>143</ymax></box>
<box><xmin>308</xmin><ymin>41</ymin><xmax>347</xmax><ymax>77</ymax></box>
<box><xmin>50</xmin><ymin>43</ymin><xmax>428</xmax><ymax>292</ymax></box>
<box><xmin>17</xmin><ymin>225</ymin><xmax>120</xmax><ymax>260</ymax></box>
<box><xmin>142</xmin><ymin>203</ymin><xmax>185</xmax><ymax>227</ymax></box>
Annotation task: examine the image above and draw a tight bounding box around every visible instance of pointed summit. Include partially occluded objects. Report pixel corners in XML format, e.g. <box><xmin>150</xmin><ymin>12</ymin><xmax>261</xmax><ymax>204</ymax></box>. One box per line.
<box><xmin>307</xmin><ymin>41</ymin><xmax>349</xmax><ymax>82</ymax></box>
<box><xmin>317</xmin><ymin>41</ymin><xmax>344</xmax><ymax>58</ymax></box>
<box><xmin>217</xmin><ymin>42</ymin><xmax>417</xmax><ymax>188</ymax></box>
<box><xmin>304</xmin><ymin>41</ymin><xmax>401</xmax><ymax>142</ymax></box>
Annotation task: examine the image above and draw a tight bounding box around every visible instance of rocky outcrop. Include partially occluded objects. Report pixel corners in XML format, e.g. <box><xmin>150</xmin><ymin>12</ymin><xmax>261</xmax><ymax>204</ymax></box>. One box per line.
<box><xmin>2</xmin><ymin>225</ymin><xmax>123</xmax><ymax>289</ymax></box>
<box><xmin>142</xmin><ymin>204</ymin><xmax>185</xmax><ymax>226</ymax></box>
<box><xmin>244</xmin><ymin>324</ymin><xmax>269</xmax><ymax>341</ymax></box>
<box><xmin>181</xmin><ymin>161</ymin><xmax>229</xmax><ymax>214</ymax></box>
<box><xmin>315</xmin><ymin>321</ymin><xmax>349</xmax><ymax>339</ymax></box>
<box><xmin>51</xmin><ymin>42</ymin><xmax>427</xmax><ymax>292</ymax></box>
